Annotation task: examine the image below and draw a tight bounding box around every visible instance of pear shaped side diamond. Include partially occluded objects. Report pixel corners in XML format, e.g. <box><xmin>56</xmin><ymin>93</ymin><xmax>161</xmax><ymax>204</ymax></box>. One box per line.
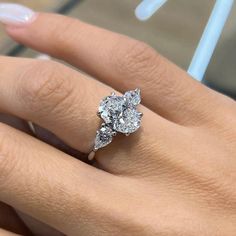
<box><xmin>124</xmin><ymin>89</ymin><xmax>141</xmax><ymax>106</ymax></box>
<box><xmin>94</xmin><ymin>125</ymin><xmax>114</xmax><ymax>150</ymax></box>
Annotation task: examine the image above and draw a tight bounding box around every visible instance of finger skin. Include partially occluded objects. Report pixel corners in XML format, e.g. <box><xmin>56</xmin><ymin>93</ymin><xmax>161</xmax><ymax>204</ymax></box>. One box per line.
<box><xmin>6</xmin><ymin>13</ymin><xmax>234</xmax><ymax>125</ymax></box>
<box><xmin>0</xmin><ymin>228</ymin><xmax>21</xmax><ymax>236</ymax></box>
<box><xmin>0</xmin><ymin>56</ymin><xmax>110</xmax><ymax>153</ymax></box>
<box><xmin>1</xmin><ymin>123</ymin><xmax>235</xmax><ymax>236</ymax></box>
<box><xmin>32</xmin><ymin>124</ymin><xmax>88</xmax><ymax>162</ymax></box>
<box><xmin>16</xmin><ymin>212</ymin><xmax>64</xmax><ymax>236</ymax></box>
<box><xmin>0</xmin><ymin>122</ymin><xmax>114</xmax><ymax>235</ymax></box>
<box><xmin>0</xmin><ymin>56</ymin><xmax>173</xmax><ymax>165</ymax></box>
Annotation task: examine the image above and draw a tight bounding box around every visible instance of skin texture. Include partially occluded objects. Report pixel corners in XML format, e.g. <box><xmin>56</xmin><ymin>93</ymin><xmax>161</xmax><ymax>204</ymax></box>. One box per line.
<box><xmin>0</xmin><ymin>13</ymin><xmax>235</xmax><ymax>236</ymax></box>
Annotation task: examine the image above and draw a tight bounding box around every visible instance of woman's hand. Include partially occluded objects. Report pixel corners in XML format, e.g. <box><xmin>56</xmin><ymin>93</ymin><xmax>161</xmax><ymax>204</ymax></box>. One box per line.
<box><xmin>0</xmin><ymin>5</ymin><xmax>236</xmax><ymax>236</ymax></box>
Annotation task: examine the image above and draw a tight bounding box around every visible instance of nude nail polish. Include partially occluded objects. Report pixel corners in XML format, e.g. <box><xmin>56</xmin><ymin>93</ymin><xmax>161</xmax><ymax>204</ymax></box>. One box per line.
<box><xmin>0</xmin><ymin>3</ymin><xmax>36</xmax><ymax>25</ymax></box>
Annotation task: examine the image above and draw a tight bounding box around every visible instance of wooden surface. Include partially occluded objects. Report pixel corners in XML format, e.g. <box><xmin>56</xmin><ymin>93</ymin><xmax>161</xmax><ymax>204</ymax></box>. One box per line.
<box><xmin>0</xmin><ymin>0</ymin><xmax>235</xmax><ymax>97</ymax></box>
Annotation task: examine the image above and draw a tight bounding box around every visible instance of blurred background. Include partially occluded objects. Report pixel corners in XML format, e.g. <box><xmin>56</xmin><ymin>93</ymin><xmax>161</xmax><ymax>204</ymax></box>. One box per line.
<box><xmin>0</xmin><ymin>0</ymin><xmax>235</xmax><ymax>98</ymax></box>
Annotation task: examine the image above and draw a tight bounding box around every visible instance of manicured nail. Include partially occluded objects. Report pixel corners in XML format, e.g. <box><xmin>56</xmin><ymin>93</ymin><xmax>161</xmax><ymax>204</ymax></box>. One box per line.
<box><xmin>0</xmin><ymin>3</ymin><xmax>36</xmax><ymax>25</ymax></box>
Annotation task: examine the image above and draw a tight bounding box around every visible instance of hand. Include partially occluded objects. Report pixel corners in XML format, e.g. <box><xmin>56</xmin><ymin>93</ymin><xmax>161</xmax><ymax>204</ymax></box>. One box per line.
<box><xmin>0</xmin><ymin>5</ymin><xmax>235</xmax><ymax>236</ymax></box>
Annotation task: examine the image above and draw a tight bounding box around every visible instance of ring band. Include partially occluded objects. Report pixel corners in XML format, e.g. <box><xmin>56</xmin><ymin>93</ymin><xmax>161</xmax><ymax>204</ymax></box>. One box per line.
<box><xmin>88</xmin><ymin>89</ymin><xmax>143</xmax><ymax>160</ymax></box>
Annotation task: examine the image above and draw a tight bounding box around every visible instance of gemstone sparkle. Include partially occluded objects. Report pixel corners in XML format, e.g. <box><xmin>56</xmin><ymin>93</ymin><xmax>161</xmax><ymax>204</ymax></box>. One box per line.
<box><xmin>94</xmin><ymin>125</ymin><xmax>114</xmax><ymax>150</ymax></box>
<box><xmin>94</xmin><ymin>89</ymin><xmax>142</xmax><ymax>152</ymax></box>
<box><xmin>98</xmin><ymin>89</ymin><xmax>142</xmax><ymax>134</ymax></box>
<box><xmin>124</xmin><ymin>88</ymin><xmax>141</xmax><ymax>106</ymax></box>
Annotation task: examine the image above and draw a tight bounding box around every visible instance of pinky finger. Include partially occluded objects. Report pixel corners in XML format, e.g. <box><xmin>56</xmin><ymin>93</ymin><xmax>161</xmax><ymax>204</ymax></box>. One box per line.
<box><xmin>0</xmin><ymin>228</ymin><xmax>21</xmax><ymax>236</ymax></box>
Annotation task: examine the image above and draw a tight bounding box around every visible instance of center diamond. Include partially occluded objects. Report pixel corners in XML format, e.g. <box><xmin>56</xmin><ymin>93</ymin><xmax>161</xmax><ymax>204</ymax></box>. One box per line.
<box><xmin>98</xmin><ymin>89</ymin><xmax>142</xmax><ymax>134</ymax></box>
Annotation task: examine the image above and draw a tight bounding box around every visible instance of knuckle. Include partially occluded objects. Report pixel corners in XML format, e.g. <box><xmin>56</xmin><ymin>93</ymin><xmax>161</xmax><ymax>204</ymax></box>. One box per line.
<box><xmin>200</xmin><ymin>176</ymin><xmax>236</xmax><ymax>212</ymax></box>
<box><xmin>19</xmin><ymin>60</ymin><xmax>74</xmax><ymax>115</ymax></box>
<box><xmin>112</xmin><ymin>40</ymin><xmax>161</xmax><ymax>79</ymax></box>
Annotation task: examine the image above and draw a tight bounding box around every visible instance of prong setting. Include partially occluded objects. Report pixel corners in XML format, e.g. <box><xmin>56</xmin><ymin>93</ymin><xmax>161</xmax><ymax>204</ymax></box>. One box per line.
<box><xmin>91</xmin><ymin>89</ymin><xmax>142</xmax><ymax>157</ymax></box>
<box><xmin>138</xmin><ymin>112</ymin><xmax>143</xmax><ymax>117</ymax></box>
<box><xmin>97</xmin><ymin>111</ymin><xmax>101</xmax><ymax>117</ymax></box>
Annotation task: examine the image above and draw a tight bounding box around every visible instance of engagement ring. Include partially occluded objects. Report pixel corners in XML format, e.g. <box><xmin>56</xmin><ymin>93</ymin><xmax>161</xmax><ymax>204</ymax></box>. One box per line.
<box><xmin>88</xmin><ymin>89</ymin><xmax>143</xmax><ymax>160</ymax></box>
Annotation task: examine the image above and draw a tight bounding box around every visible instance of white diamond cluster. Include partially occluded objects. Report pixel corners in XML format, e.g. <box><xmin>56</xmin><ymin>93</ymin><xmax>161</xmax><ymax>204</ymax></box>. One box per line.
<box><xmin>94</xmin><ymin>89</ymin><xmax>142</xmax><ymax>151</ymax></box>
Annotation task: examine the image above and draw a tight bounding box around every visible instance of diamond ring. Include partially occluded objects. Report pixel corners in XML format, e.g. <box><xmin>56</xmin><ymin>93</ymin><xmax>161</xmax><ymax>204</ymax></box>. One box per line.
<box><xmin>88</xmin><ymin>89</ymin><xmax>143</xmax><ymax>160</ymax></box>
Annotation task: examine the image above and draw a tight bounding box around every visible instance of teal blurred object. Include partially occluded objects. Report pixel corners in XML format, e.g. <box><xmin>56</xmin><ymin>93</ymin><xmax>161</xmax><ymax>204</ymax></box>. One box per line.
<box><xmin>135</xmin><ymin>0</ymin><xmax>167</xmax><ymax>21</ymax></box>
<box><xmin>135</xmin><ymin>0</ymin><xmax>234</xmax><ymax>82</ymax></box>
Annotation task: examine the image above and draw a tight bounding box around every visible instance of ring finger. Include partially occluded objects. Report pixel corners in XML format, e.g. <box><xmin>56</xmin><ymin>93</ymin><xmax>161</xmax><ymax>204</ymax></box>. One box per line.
<box><xmin>0</xmin><ymin>56</ymin><xmax>176</xmax><ymax>173</ymax></box>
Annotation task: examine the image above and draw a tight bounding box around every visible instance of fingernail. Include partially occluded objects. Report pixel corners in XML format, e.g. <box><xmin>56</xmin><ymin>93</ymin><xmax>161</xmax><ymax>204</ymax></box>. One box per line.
<box><xmin>0</xmin><ymin>3</ymin><xmax>36</xmax><ymax>25</ymax></box>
